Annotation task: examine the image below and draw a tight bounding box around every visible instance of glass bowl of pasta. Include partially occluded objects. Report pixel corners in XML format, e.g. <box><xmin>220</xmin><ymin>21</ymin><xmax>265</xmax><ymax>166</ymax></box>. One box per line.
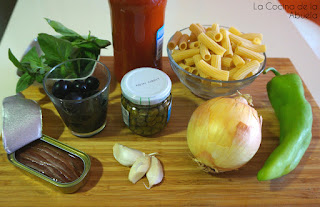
<box><xmin>167</xmin><ymin>23</ymin><xmax>266</xmax><ymax>99</ymax></box>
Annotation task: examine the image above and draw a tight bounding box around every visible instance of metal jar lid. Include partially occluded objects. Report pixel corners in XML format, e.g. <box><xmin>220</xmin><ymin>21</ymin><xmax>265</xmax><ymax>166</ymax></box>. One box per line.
<box><xmin>2</xmin><ymin>95</ymin><xmax>42</xmax><ymax>154</ymax></box>
<box><xmin>120</xmin><ymin>67</ymin><xmax>172</xmax><ymax>105</ymax></box>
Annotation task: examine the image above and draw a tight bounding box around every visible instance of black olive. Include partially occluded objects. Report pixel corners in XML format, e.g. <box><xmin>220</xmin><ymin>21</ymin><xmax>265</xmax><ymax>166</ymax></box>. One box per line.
<box><xmin>52</xmin><ymin>80</ymin><xmax>72</xmax><ymax>99</ymax></box>
<box><xmin>64</xmin><ymin>92</ymin><xmax>83</xmax><ymax>100</ymax></box>
<box><xmin>72</xmin><ymin>80</ymin><xmax>87</xmax><ymax>93</ymax></box>
<box><xmin>84</xmin><ymin>90</ymin><xmax>99</xmax><ymax>98</ymax></box>
<box><xmin>85</xmin><ymin>76</ymin><xmax>100</xmax><ymax>91</ymax></box>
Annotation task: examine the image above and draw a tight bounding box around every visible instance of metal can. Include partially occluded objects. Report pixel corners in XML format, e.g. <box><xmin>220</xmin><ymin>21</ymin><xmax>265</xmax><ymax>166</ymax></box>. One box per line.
<box><xmin>2</xmin><ymin>95</ymin><xmax>91</xmax><ymax>193</ymax></box>
<box><xmin>120</xmin><ymin>67</ymin><xmax>172</xmax><ymax>136</ymax></box>
<box><xmin>7</xmin><ymin>135</ymin><xmax>91</xmax><ymax>193</ymax></box>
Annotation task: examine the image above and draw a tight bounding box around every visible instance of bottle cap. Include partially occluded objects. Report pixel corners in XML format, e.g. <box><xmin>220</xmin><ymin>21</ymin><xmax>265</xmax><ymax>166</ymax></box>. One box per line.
<box><xmin>121</xmin><ymin>68</ymin><xmax>172</xmax><ymax>105</ymax></box>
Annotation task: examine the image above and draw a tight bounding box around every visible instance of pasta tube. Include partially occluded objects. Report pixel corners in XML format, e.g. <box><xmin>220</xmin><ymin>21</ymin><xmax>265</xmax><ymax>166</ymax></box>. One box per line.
<box><xmin>198</xmin><ymin>33</ymin><xmax>226</xmax><ymax>56</ymax></box>
<box><xmin>206</xmin><ymin>27</ymin><xmax>212</xmax><ymax>32</ymax></box>
<box><xmin>238</xmin><ymin>41</ymin><xmax>266</xmax><ymax>53</ymax></box>
<box><xmin>252</xmin><ymin>38</ymin><xmax>262</xmax><ymax>45</ymax></box>
<box><xmin>228</xmin><ymin>67</ymin><xmax>239</xmax><ymax>80</ymax></box>
<box><xmin>188</xmin><ymin>41</ymin><xmax>200</xmax><ymax>49</ymax></box>
<box><xmin>232</xmin><ymin>54</ymin><xmax>245</xmax><ymax>68</ymax></box>
<box><xmin>211</xmin><ymin>23</ymin><xmax>220</xmax><ymax>33</ymax></box>
<box><xmin>172</xmin><ymin>48</ymin><xmax>200</xmax><ymax>62</ymax></box>
<box><xmin>221</xmin><ymin>57</ymin><xmax>233</xmax><ymax>68</ymax></box>
<box><xmin>229</xmin><ymin>33</ymin><xmax>252</xmax><ymax>45</ymax></box>
<box><xmin>231</xmin><ymin>42</ymin><xmax>237</xmax><ymax>51</ymax></box>
<box><xmin>235</xmin><ymin>46</ymin><xmax>265</xmax><ymax>63</ymax></box>
<box><xmin>228</xmin><ymin>26</ymin><xmax>242</xmax><ymax>36</ymax></box>
<box><xmin>198</xmin><ymin>60</ymin><xmax>229</xmax><ymax>81</ymax></box>
<box><xmin>246</xmin><ymin>67</ymin><xmax>260</xmax><ymax>78</ymax></box>
<box><xmin>178</xmin><ymin>34</ymin><xmax>190</xmax><ymax>50</ymax></box>
<box><xmin>193</xmin><ymin>54</ymin><xmax>202</xmax><ymax>65</ymax></box>
<box><xmin>196</xmin><ymin>23</ymin><xmax>206</xmax><ymax>33</ymax></box>
<box><xmin>183</xmin><ymin>57</ymin><xmax>195</xmax><ymax>66</ymax></box>
<box><xmin>178</xmin><ymin>63</ymin><xmax>192</xmax><ymax>72</ymax></box>
<box><xmin>191</xmin><ymin>67</ymin><xmax>199</xmax><ymax>75</ymax></box>
<box><xmin>189</xmin><ymin>23</ymin><xmax>204</xmax><ymax>37</ymax></box>
<box><xmin>232</xmin><ymin>60</ymin><xmax>260</xmax><ymax>80</ymax></box>
<box><xmin>211</xmin><ymin>55</ymin><xmax>221</xmax><ymax>69</ymax></box>
<box><xmin>168</xmin><ymin>31</ymin><xmax>182</xmax><ymax>50</ymax></box>
<box><xmin>200</xmin><ymin>44</ymin><xmax>211</xmax><ymax>61</ymax></box>
<box><xmin>189</xmin><ymin>33</ymin><xmax>197</xmax><ymax>42</ymax></box>
<box><xmin>240</xmin><ymin>33</ymin><xmax>263</xmax><ymax>41</ymax></box>
<box><xmin>172</xmin><ymin>49</ymin><xmax>181</xmax><ymax>55</ymax></box>
<box><xmin>194</xmin><ymin>54</ymin><xmax>229</xmax><ymax>81</ymax></box>
<box><xmin>220</xmin><ymin>28</ymin><xmax>233</xmax><ymax>57</ymax></box>
<box><xmin>206</xmin><ymin>31</ymin><xmax>223</xmax><ymax>42</ymax></box>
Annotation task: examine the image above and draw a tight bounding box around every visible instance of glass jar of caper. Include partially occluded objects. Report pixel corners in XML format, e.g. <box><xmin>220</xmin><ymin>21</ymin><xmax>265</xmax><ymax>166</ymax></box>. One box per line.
<box><xmin>120</xmin><ymin>67</ymin><xmax>172</xmax><ymax>136</ymax></box>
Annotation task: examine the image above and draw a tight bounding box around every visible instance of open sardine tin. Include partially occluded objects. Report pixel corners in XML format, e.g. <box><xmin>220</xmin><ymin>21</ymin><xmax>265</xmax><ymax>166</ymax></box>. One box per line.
<box><xmin>2</xmin><ymin>95</ymin><xmax>91</xmax><ymax>193</ymax></box>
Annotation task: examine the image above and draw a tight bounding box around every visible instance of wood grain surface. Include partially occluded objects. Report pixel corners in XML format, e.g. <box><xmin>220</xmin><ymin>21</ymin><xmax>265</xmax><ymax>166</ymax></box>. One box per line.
<box><xmin>0</xmin><ymin>57</ymin><xmax>319</xmax><ymax>206</ymax></box>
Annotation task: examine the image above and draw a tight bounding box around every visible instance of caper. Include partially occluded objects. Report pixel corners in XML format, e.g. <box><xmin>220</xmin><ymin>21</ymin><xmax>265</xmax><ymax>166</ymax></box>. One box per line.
<box><xmin>137</xmin><ymin>121</ymin><xmax>147</xmax><ymax>127</ymax></box>
<box><xmin>156</xmin><ymin>116</ymin><xmax>163</xmax><ymax>122</ymax></box>
<box><xmin>158</xmin><ymin>105</ymin><xmax>165</xmax><ymax>115</ymax></box>
<box><xmin>136</xmin><ymin>115</ymin><xmax>146</xmax><ymax>123</ymax></box>
<box><xmin>148</xmin><ymin>108</ymin><xmax>159</xmax><ymax>117</ymax></box>
<box><xmin>131</xmin><ymin>108</ymin><xmax>138</xmax><ymax>116</ymax></box>
<box><xmin>130</xmin><ymin>118</ymin><xmax>136</xmax><ymax>126</ymax></box>
<box><xmin>147</xmin><ymin>119</ymin><xmax>157</xmax><ymax>127</ymax></box>
<box><xmin>138</xmin><ymin>108</ymin><xmax>147</xmax><ymax>114</ymax></box>
<box><xmin>147</xmin><ymin>115</ymin><xmax>157</xmax><ymax>122</ymax></box>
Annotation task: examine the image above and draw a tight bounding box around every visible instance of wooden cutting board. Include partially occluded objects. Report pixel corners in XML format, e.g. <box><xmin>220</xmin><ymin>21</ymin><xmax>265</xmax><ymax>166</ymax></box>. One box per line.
<box><xmin>0</xmin><ymin>57</ymin><xmax>319</xmax><ymax>206</ymax></box>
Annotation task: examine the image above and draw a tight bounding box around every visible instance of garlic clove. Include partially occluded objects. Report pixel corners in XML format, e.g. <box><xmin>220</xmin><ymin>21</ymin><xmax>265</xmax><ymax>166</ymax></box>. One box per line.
<box><xmin>144</xmin><ymin>156</ymin><xmax>163</xmax><ymax>189</ymax></box>
<box><xmin>113</xmin><ymin>143</ymin><xmax>145</xmax><ymax>167</ymax></box>
<box><xmin>128</xmin><ymin>155</ymin><xmax>151</xmax><ymax>184</ymax></box>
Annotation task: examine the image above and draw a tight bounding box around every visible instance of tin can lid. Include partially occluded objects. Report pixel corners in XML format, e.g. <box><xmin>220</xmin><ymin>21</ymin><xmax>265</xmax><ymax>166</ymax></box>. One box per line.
<box><xmin>120</xmin><ymin>68</ymin><xmax>172</xmax><ymax>105</ymax></box>
<box><xmin>2</xmin><ymin>95</ymin><xmax>42</xmax><ymax>154</ymax></box>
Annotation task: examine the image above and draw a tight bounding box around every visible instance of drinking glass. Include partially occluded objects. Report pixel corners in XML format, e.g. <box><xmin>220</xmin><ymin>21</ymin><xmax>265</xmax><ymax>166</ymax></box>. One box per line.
<box><xmin>43</xmin><ymin>58</ymin><xmax>111</xmax><ymax>137</ymax></box>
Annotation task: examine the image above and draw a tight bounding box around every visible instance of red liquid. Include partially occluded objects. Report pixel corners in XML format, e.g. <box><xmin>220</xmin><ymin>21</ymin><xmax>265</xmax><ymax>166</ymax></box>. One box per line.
<box><xmin>109</xmin><ymin>0</ymin><xmax>167</xmax><ymax>82</ymax></box>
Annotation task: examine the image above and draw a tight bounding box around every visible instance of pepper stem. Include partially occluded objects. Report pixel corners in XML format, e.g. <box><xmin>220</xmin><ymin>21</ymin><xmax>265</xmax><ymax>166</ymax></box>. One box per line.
<box><xmin>263</xmin><ymin>67</ymin><xmax>281</xmax><ymax>76</ymax></box>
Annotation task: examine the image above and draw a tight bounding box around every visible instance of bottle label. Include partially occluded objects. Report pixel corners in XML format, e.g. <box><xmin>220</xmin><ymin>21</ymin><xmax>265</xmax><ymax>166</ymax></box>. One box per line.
<box><xmin>156</xmin><ymin>25</ymin><xmax>165</xmax><ymax>61</ymax></box>
<box><xmin>121</xmin><ymin>104</ymin><xmax>130</xmax><ymax>126</ymax></box>
<box><xmin>167</xmin><ymin>99</ymin><xmax>172</xmax><ymax>123</ymax></box>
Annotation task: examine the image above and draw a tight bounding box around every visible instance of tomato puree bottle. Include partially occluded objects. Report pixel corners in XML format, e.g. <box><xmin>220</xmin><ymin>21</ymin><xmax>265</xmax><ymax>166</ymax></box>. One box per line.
<box><xmin>108</xmin><ymin>0</ymin><xmax>167</xmax><ymax>82</ymax></box>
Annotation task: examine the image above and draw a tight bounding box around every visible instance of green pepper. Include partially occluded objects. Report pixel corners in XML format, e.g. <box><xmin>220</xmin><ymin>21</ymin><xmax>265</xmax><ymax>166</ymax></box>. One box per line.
<box><xmin>257</xmin><ymin>67</ymin><xmax>313</xmax><ymax>181</ymax></box>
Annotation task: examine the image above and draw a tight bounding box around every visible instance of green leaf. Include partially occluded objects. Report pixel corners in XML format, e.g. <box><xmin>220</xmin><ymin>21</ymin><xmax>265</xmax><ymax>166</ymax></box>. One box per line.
<box><xmin>82</xmin><ymin>60</ymin><xmax>95</xmax><ymax>76</ymax></box>
<box><xmin>16</xmin><ymin>73</ymin><xmax>35</xmax><ymax>93</ymax></box>
<box><xmin>60</xmin><ymin>35</ymin><xmax>78</xmax><ymax>42</ymax></box>
<box><xmin>8</xmin><ymin>49</ymin><xmax>26</xmax><ymax>72</ymax></box>
<box><xmin>35</xmin><ymin>73</ymin><xmax>45</xmax><ymax>83</ymax></box>
<box><xmin>87</xmin><ymin>31</ymin><xmax>91</xmax><ymax>39</ymax></box>
<box><xmin>21</xmin><ymin>47</ymin><xmax>43</xmax><ymax>72</ymax></box>
<box><xmin>45</xmin><ymin>18</ymin><xmax>82</xmax><ymax>38</ymax></box>
<box><xmin>38</xmin><ymin>33</ymin><xmax>74</xmax><ymax>65</ymax></box>
<box><xmin>83</xmin><ymin>50</ymin><xmax>97</xmax><ymax>59</ymax></box>
<box><xmin>73</xmin><ymin>41</ymin><xmax>99</xmax><ymax>50</ymax></box>
<box><xmin>94</xmin><ymin>38</ymin><xmax>111</xmax><ymax>48</ymax></box>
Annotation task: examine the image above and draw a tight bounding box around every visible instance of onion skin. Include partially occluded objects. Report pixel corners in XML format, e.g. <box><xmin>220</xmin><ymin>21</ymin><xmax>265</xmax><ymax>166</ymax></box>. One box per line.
<box><xmin>187</xmin><ymin>96</ymin><xmax>262</xmax><ymax>172</ymax></box>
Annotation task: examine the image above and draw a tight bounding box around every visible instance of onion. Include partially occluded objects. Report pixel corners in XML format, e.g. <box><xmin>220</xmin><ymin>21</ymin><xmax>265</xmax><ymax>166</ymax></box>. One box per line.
<box><xmin>187</xmin><ymin>94</ymin><xmax>262</xmax><ymax>173</ymax></box>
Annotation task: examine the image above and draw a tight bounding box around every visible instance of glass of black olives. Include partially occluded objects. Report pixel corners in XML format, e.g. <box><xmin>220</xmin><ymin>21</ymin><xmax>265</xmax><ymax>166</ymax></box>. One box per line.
<box><xmin>43</xmin><ymin>58</ymin><xmax>111</xmax><ymax>137</ymax></box>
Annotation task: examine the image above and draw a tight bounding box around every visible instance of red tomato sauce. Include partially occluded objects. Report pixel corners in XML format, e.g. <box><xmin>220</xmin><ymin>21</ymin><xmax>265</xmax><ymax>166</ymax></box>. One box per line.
<box><xmin>109</xmin><ymin>0</ymin><xmax>167</xmax><ymax>82</ymax></box>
